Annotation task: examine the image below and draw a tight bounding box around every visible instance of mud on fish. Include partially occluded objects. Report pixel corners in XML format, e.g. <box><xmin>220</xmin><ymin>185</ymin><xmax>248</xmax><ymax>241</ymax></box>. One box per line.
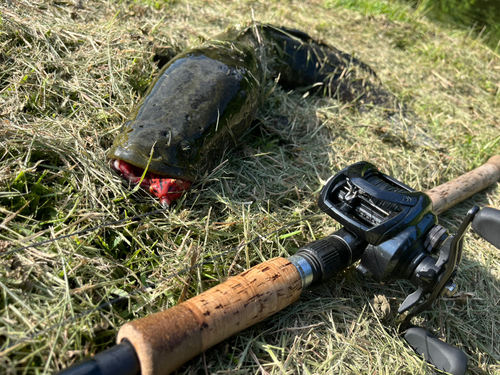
<box><xmin>108</xmin><ymin>23</ymin><xmax>407</xmax><ymax>207</ymax></box>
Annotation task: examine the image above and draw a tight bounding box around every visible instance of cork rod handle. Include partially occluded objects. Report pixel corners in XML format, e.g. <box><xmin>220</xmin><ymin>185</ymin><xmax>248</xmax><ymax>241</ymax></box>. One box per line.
<box><xmin>426</xmin><ymin>156</ymin><xmax>500</xmax><ymax>215</ymax></box>
<box><xmin>117</xmin><ymin>257</ymin><xmax>302</xmax><ymax>375</ymax></box>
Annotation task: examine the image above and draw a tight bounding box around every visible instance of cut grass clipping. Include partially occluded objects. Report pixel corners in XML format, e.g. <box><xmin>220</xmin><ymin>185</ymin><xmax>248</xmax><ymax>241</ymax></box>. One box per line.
<box><xmin>1</xmin><ymin>0</ymin><xmax>499</xmax><ymax>374</ymax></box>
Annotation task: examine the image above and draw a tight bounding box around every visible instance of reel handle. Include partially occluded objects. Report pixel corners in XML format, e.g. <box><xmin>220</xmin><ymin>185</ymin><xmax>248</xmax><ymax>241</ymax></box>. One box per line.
<box><xmin>404</xmin><ymin>327</ymin><xmax>468</xmax><ymax>375</ymax></box>
<box><xmin>472</xmin><ymin>206</ymin><xmax>500</xmax><ymax>249</ymax></box>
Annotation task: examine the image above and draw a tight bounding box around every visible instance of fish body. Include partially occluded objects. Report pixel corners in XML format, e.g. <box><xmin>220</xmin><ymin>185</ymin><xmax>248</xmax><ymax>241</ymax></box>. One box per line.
<box><xmin>108</xmin><ymin>24</ymin><xmax>391</xmax><ymax>205</ymax></box>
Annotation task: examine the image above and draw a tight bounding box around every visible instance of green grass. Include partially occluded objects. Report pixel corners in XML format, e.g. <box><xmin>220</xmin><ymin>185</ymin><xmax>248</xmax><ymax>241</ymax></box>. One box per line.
<box><xmin>323</xmin><ymin>0</ymin><xmax>418</xmax><ymax>22</ymax></box>
<box><xmin>1</xmin><ymin>0</ymin><xmax>499</xmax><ymax>374</ymax></box>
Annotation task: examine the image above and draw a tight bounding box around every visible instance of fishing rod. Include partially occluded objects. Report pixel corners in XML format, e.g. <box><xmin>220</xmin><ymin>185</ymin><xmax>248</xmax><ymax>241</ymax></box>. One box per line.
<box><xmin>60</xmin><ymin>156</ymin><xmax>500</xmax><ymax>375</ymax></box>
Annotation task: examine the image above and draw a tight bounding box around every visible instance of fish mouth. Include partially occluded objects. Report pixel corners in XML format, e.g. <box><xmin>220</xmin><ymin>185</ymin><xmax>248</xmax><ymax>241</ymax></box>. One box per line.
<box><xmin>111</xmin><ymin>159</ymin><xmax>192</xmax><ymax>207</ymax></box>
<box><xmin>108</xmin><ymin>144</ymin><xmax>196</xmax><ymax>181</ymax></box>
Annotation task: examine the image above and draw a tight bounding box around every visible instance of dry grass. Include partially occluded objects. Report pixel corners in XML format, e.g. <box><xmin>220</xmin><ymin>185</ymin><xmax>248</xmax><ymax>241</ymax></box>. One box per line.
<box><xmin>0</xmin><ymin>0</ymin><xmax>499</xmax><ymax>374</ymax></box>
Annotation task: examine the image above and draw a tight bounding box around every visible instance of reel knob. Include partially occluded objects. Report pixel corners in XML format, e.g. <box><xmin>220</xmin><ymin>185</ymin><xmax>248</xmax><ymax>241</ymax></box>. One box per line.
<box><xmin>404</xmin><ymin>327</ymin><xmax>468</xmax><ymax>375</ymax></box>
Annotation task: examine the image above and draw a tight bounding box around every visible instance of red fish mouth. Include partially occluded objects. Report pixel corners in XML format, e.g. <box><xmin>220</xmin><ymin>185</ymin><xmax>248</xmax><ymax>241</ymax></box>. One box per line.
<box><xmin>111</xmin><ymin>159</ymin><xmax>192</xmax><ymax>207</ymax></box>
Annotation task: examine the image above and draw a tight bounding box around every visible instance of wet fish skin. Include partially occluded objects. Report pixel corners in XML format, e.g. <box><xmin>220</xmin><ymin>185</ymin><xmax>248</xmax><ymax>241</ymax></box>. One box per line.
<box><xmin>108</xmin><ymin>24</ymin><xmax>397</xmax><ymax>185</ymax></box>
<box><xmin>108</xmin><ymin>35</ymin><xmax>263</xmax><ymax>181</ymax></box>
<box><xmin>262</xmin><ymin>26</ymin><xmax>398</xmax><ymax>109</ymax></box>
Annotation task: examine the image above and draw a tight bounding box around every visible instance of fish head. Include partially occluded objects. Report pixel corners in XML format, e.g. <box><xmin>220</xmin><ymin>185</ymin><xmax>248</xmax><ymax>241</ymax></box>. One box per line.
<box><xmin>108</xmin><ymin>43</ymin><xmax>262</xmax><ymax>205</ymax></box>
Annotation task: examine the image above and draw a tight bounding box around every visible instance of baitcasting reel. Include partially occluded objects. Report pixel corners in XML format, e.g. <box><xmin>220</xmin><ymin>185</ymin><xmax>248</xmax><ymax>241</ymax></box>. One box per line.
<box><xmin>294</xmin><ymin>161</ymin><xmax>482</xmax><ymax>375</ymax></box>
<box><xmin>318</xmin><ymin>161</ymin><xmax>475</xmax><ymax>321</ymax></box>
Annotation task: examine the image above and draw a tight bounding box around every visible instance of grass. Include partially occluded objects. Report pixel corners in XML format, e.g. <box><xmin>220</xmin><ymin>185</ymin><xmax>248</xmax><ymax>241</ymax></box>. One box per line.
<box><xmin>0</xmin><ymin>0</ymin><xmax>499</xmax><ymax>374</ymax></box>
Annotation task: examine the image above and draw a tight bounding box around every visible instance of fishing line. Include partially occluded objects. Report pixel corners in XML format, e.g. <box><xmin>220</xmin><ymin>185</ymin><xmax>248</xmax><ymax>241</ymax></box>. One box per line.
<box><xmin>0</xmin><ymin>207</ymin><xmax>170</xmax><ymax>258</ymax></box>
<box><xmin>3</xmin><ymin>208</ymin><xmax>328</xmax><ymax>350</ymax></box>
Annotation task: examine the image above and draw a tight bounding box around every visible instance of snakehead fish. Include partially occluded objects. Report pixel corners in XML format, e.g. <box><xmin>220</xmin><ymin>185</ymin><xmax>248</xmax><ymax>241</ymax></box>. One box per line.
<box><xmin>108</xmin><ymin>23</ymin><xmax>396</xmax><ymax>206</ymax></box>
